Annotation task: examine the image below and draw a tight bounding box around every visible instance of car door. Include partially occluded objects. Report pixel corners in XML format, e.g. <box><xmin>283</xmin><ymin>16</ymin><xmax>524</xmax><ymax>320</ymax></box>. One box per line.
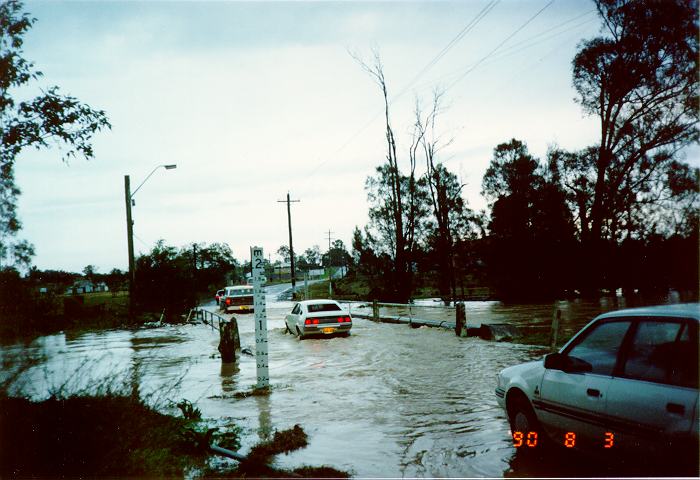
<box><xmin>287</xmin><ymin>303</ymin><xmax>301</xmax><ymax>330</ymax></box>
<box><xmin>604</xmin><ymin>318</ymin><xmax>698</xmax><ymax>458</ymax></box>
<box><xmin>537</xmin><ymin>319</ymin><xmax>632</xmax><ymax>449</ymax></box>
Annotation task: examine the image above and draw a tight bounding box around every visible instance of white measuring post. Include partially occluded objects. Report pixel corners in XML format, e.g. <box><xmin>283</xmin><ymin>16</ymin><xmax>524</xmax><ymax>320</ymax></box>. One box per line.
<box><xmin>251</xmin><ymin>246</ymin><xmax>269</xmax><ymax>389</ymax></box>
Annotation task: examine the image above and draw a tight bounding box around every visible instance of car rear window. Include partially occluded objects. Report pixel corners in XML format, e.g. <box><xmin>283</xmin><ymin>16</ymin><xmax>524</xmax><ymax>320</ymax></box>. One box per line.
<box><xmin>229</xmin><ymin>288</ymin><xmax>253</xmax><ymax>296</ymax></box>
<box><xmin>307</xmin><ymin>303</ymin><xmax>341</xmax><ymax>312</ymax></box>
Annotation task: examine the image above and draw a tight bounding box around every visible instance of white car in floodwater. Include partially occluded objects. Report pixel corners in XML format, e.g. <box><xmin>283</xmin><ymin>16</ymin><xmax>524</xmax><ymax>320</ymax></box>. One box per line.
<box><xmin>285</xmin><ymin>299</ymin><xmax>352</xmax><ymax>339</ymax></box>
<box><xmin>496</xmin><ymin>303</ymin><xmax>699</xmax><ymax>470</ymax></box>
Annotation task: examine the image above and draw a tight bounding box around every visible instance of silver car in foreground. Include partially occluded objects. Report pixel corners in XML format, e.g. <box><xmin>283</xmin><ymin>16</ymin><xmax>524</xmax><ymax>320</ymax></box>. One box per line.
<box><xmin>285</xmin><ymin>299</ymin><xmax>352</xmax><ymax>339</ymax></box>
<box><xmin>496</xmin><ymin>303</ymin><xmax>699</xmax><ymax>470</ymax></box>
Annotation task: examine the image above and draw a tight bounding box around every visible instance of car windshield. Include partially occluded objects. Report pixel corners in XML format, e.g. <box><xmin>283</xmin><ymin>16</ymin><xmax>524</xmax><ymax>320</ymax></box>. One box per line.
<box><xmin>307</xmin><ymin>303</ymin><xmax>341</xmax><ymax>312</ymax></box>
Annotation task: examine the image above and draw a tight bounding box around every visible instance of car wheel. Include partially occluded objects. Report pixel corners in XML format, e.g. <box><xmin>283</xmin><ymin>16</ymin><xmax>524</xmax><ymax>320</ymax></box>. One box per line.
<box><xmin>510</xmin><ymin>397</ymin><xmax>538</xmax><ymax>433</ymax></box>
<box><xmin>508</xmin><ymin>395</ymin><xmax>548</xmax><ymax>452</ymax></box>
<box><xmin>284</xmin><ymin>323</ymin><xmax>291</xmax><ymax>334</ymax></box>
<box><xmin>296</xmin><ymin>327</ymin><xmax>305</xmax><ymax>340</ymax></box>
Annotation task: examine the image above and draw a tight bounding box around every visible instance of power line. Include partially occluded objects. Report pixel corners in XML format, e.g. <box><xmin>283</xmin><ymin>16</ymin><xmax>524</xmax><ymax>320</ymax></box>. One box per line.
<box><xmin>132</xmin><ymin>233</ymin><xmax>149</xmax><ymax>249</ymax></box>
<box><xmin>303</xmin><ymin>0</ymin><xmax>591</xmax><ymax>190</ymax></box>
<box><xmin>303</xmin><ymin>1</ymin><xmax>500</xmax><ymax>184</ymax></box>
<box><xmin>410</xmin><ymin>10</ymin><xmax>595</xmax><ymax>92</ymax></box>
<box><xmin>445</xmin><ymin>0</ymin><xmax>557</xmax><ymax>92</ymax></box>
<box><xmin>392</xmin><ymin>0</ymin><xmax>500</xmax><ymax>103</ymax></box>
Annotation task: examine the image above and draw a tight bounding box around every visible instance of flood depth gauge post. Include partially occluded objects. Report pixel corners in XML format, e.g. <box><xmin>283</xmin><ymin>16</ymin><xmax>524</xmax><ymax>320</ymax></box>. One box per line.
<box><xmin>251</xmin><ymin>246</ymin><xmax>269</xmax><ymax>389</ymax></box>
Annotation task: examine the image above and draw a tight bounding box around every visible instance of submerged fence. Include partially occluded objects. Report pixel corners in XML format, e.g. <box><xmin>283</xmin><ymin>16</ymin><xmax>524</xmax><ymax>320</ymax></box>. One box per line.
<box><xmin>346</xmin><ymin>300</ymin><xmax>561</xmax><ymax>346</ymax></box>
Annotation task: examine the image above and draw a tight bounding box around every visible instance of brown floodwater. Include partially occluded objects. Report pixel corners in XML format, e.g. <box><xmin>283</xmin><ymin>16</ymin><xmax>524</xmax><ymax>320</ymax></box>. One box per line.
<box><xmin>0</xmin><ymin>286</ymin><xmax>689</xmax><ymax>477</ymax></box>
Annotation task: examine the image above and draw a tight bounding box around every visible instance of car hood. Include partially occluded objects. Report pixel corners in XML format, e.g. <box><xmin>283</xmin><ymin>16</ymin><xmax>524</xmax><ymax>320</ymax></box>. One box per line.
<box><xmin>498</xmin><ymin>359</ymin><xmax>545</xmax><ymax>393</ymax></box>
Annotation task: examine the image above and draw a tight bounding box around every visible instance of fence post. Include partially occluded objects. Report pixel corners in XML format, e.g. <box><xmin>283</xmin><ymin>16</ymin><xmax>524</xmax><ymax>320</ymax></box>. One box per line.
<box><xmin>372</xmin><ymin>299</ymin><xmax>379</xmax><ymax>322</ymax></box>
<box><xmin>455</xmin><ymin>302</ymin><xmax>467</xmax><ymax>337</ymax></box>
<box><xmin>550</xmin><ymin>308</ymin><xmax>561</xmax><ymax>351</ymax></box>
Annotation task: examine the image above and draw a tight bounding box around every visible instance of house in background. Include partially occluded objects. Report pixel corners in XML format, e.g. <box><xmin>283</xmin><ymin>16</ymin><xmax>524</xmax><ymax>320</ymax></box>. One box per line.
<box><xmin>64</xmin><ymin>279</ymin><xmax>109</xmax><ymax>295</ymax></box>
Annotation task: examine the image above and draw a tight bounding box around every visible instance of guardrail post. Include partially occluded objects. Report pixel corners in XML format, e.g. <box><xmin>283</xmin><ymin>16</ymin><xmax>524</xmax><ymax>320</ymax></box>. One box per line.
<box><xmin>372</xmin><ymin>299</ymin><xmax>379</xmax><ymax>321</ymax></box>
<box><xmin>455</xmin><ymin>302</ymin><xmax>467</xmax><ymax>337</ymax></box>
<box><xmin>550</xmin><ymin>308</ymin><xmax>561</xmax><ymax>351</ymax></box>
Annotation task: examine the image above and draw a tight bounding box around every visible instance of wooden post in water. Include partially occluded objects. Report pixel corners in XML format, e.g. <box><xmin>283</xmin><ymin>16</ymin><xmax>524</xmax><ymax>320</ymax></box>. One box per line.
<box><xmin>550</xmin><ymin>308</ymin><xmax>561</xmax><ymax>352</ymax></box>
<box><xmin>372</xmin><ymin>299</ymin><xmax>379</xmax><ymax>322</ymax></box>
<box><xmin>455</xmin><ymin>302</ymin><xmax>467</xmax><ymax>337</ymax></box>
<box><xmin>219</xmin><ymin>318</ymin><xmax>240</xmax><ymax>363</ymax></box>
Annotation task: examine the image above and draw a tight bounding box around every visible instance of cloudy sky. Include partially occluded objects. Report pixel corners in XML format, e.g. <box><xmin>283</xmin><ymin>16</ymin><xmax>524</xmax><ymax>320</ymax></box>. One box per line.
<box><xmin>13</xmin><ymin>0</ymin><xmax>693</xmax><ymax>273</ymax></box>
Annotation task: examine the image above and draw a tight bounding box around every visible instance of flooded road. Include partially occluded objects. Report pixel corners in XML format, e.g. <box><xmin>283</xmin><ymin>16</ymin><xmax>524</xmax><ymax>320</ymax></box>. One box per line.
<box><xmin>0</xmin><ymin>287</ymin><xmax>684</xmax><ymax>477</ymax></box>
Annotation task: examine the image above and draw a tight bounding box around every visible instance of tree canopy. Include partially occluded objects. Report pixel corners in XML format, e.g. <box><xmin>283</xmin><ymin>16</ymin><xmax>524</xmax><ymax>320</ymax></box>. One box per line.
<box><xmin>0</xmin><ymin>0</ymin><xmax>110</xmax><ymax>269</ymax></box>
<box><xmin>571</xmin><ymin>0</ymin><xmax>698</xmax><ymax>244</ymax></box>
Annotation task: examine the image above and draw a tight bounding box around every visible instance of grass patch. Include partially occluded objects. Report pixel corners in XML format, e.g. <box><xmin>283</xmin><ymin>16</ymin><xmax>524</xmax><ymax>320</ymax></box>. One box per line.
<box><xmin>0</xmin><ymin>394</ymin><xmax>213</xmax><ymax>477</ymax></box>
<box><xmin>246</xmin><ymin>424</ymin><xmax>308</xmax><ymax>463</ymax></box>
<box><xmin>304</xmin><ymin>278</ymin><xmax>367</xmax><ymax>301</ymax></box>
<box><xmin>0</xmin><ymin>389</ymin><xmax>347</xmax><ymax>478</ymax></box>
<box><xmin>208</xmin><ymin>424</ymin><xmax>351</xmax><ymax>478</ymax></box>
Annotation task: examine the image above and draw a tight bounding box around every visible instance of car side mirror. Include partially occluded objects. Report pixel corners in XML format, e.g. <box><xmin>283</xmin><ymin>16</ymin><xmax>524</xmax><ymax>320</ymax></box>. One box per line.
<box><xmin>544</xmin><ymin>353</ymin><xmax>592</xmax><ymax>373</ymax></box>
<box><xmin>544</xmin><ymin>353</ymin><xmax>565</xmax><ymax>370</ymax></box>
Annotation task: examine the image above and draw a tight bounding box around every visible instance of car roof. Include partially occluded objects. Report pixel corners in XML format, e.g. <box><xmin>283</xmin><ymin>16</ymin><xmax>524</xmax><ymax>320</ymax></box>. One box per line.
<box><xmin>228</xmin><ymin>285</ymin><xmax>252</xmax><ymax>290</ymax></box>
<box><xmin>298</xmin><ymin>299</ymin><xmax>339</xmax><ymax>306</ymax></box>
<box><xmin>595</xmin><ymin>303</ymin><xmax>700</xmax><ymax>321</ymax></box>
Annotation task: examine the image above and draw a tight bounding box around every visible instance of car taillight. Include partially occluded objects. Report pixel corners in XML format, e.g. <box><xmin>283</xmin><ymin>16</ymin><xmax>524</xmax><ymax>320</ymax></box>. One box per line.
<box><xmin>226</xmin><ymin>298</ymin><xmax>231</xmax><ymax>305</ymax></box>
<box><xmin>305</xmin><ymin>318</ymin><xmax>319</xmax><ymax>325</ymax></box>
<box><xmin>338</xmin><ymin>316</ymin><xmax>351</xmax><ymax>323</ymax></box>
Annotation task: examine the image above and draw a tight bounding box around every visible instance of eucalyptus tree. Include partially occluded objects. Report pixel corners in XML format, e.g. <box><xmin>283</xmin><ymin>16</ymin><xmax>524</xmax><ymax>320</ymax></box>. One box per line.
<box><xmin>354</xmin><ymin>51</ymin><xmax>428</xmax><ymax>302</ymax></box>
<box><xmin>571</xmin><ymin>0</ymin><xmax>698</xmax><ymax>246</ymax></box>
<box><xmin>482</xmin><ymin>139</ymin><xmax>575</xmax><ymax>300</ymax></box>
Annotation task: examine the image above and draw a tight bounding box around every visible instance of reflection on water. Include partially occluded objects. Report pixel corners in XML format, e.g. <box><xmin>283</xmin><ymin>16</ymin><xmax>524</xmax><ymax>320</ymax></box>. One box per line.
<box><xmin>219</xmin><ymin>362</ymin><xmax>239</xmax><ymax>394</ymax></box>
<box><xmin>0</xmin><ymin>294</ymin><xmax>691</xmax><ymax>477</ymax></box>
<box><xmin>255</xmin><ymin>394</ymin><xmax>273</xmax><ymax>442</ymax></box>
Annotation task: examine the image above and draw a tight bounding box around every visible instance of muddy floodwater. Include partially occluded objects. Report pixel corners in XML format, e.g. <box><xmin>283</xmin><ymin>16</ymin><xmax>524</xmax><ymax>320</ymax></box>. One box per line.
<box><xmin>0</xmin><ymin>287</ymin><xmax>687</xmax><ymax>477</ymax></box>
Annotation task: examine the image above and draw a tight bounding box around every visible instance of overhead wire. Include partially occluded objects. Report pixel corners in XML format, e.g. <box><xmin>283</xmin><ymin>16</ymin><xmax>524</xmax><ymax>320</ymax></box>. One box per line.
<box><xmin>444</xmin><ymin>0</ymin><xmax>557</xmax><ymax>93</ymax></box>
<box><xmin>303</xmin><ymin>1</ymin><xmax>500</xmax><ymax>183</ymax></box>
<box><xmin>391</xmin><ymin>0</ymin><xmax>500</xmax><ymax>103</ymax></box>
<box><xmin>303</xmin><ymin>0</ymin><xmax>597</xmax><ymax>189</ymax></box>
<box><xmin>412</xmin><ymin>12</ymin><xmax>596</xmax><ymax>93</ymax></box>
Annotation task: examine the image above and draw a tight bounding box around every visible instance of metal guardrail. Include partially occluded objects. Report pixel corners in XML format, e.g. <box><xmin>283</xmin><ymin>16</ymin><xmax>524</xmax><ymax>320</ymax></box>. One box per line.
<box><xmin>375</xmin><ymin>301</ymin><xmax>456</xmax><ymax>309</ymax></box>
<box><xmin>345</xmin><ymin>299</ymin><xmax>459</xmax><ymax>331</ymax></box>
<box><xmin>195</xmin><ymin>307</ymin><xmax>229</xmax><ymax>331</ymax></box>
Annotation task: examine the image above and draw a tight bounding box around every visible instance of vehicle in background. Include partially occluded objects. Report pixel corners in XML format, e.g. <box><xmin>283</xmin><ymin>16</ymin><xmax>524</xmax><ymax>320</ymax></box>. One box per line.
<box><xmin>495</xmin><ymin>303</ymin><xmax>698</xmax><ymax>472</ymax></box>
<box><xmin>215</xmin><ymin>289</ymin><xmax>225</xmax><ymax>305</ymax></box>
<box><xmin>285</xmin><ymin>299</ymin><xmax>352</xmax><ymax>339</ymax></box>
<box><xmin>219</xmin><ymin>285</ymin><xmax>255</xmax><ymax>313</ymax></box>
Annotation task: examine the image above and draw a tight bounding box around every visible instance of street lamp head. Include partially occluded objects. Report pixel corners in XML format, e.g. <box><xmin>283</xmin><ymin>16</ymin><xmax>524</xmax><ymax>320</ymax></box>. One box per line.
<box><xmin>164</xmin><ymin>164</ymin><xmax>177</xmax><ymax>170</ymax></box>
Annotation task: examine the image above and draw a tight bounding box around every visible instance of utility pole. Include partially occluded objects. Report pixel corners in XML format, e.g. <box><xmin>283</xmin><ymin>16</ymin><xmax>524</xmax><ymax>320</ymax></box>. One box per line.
<box><xmin>124</xmin><ymin>175</ymin><xmax>135</xmax><ymax>316</ymax></box>
<box><xmin>277</xmin><ymin>193</ymin><xmax>300</xmax><ymax>291</ymax></box>
<box><xmin>326</xmin><ymin>229</ymin><xmax>334</xmax><ymax>298</ymax></box>
<box><xmin>193</xmin><ymin>243</ymin><xmax>198</xmax><ymax>305</ymax></box>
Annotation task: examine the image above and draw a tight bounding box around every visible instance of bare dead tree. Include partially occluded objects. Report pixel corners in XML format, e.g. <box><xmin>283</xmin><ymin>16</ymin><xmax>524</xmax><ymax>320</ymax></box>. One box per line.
<box><xmin>352</xmin><ymin>49</ymin><xmax>423</xmax><ymax>301</ymax></box>
<box><xmin>414</xmin><ymin>90</ymin><xmax>465</xmax><ymax>303</ymax></box>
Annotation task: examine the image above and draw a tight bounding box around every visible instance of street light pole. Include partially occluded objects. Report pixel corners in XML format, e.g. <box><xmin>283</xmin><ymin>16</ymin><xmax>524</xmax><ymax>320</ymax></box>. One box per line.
<box><xmin>124</xmin><ymin>164</ymin><xmax>176</xmax><ymax>316</ymax></box>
